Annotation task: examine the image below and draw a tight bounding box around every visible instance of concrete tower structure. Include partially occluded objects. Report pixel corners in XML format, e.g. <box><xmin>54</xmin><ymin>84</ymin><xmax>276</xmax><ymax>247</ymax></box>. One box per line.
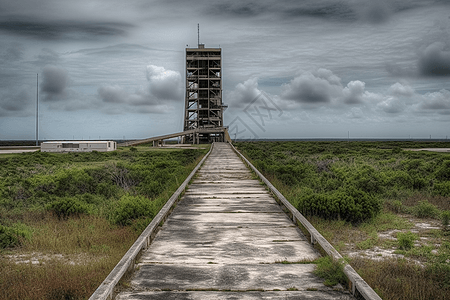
<box><xmin>183</xmin><ymin>44</ymin><xmax>226</xmax><ymax>144</ymax></box>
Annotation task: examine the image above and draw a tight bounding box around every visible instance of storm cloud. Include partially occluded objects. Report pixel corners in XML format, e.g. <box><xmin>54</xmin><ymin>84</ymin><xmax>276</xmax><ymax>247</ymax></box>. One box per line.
<box><xmin>97</xmin><ymin>85</ymin><xmax>128</xmax><ymax>104</ymax></box>
<box><xmin>1</xmin><ymin>43</ymin><xmax>24</xmax><ymax>61</ymax></box>
<box><xmin>1</xmin><ymin>0</ymin><xmax>449</xmax><ymax>140</ymax></box>
<box><xmin>418</xmin><ymin>42</ymin><xmax>450</xmax><ymax>76</ymax></box>
<box><xmin>97</xmin><ymin>65</ymin><xmax>182</xmax><ymax>114</ymax></box>
<box><xmin>41</xmin><ymin>65</ymin><xmax>69</xmax><ymax>101</ymax></box>
<box><xmin>201</xmin><ymin>0</ymin><xmax>418</xmax><ymax>23</ymax></box>
<box><xmin>0</xmin><ymin>88</ymin><xmax>33</xmax><ymax>117</ymax></box>
<box><xmin>356</xmin><ymin>0</ymin><xmax>393</xmax><ymax>24</ymax></box>
<box><xmin>0</xmin><ymin>19</ymin><xmax>133</xmax><ymax>41</ymax></box>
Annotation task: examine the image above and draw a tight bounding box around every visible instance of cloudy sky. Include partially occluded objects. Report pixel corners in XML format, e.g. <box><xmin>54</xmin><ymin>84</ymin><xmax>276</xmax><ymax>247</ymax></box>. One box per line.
<box><xmin>0</xmin><ymin>0</ymin><xmax>449</xmax><ymax>140</ymax></box>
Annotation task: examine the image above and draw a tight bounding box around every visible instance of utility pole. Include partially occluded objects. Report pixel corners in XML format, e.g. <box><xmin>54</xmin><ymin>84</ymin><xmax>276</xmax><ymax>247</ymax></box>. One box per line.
<box><xmin>36</xmin><ymin>74</ymin><xmax>39</xmax><ymax>146</ymax></box>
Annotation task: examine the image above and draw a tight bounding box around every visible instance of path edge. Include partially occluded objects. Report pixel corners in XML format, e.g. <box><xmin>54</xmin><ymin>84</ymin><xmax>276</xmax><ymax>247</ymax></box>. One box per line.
<box><xmin>230</xmin><ymin>143</ymin><xmax>382</xmax><ymax>300</ymax></box>
<box><xmin>89</xmin><ymin>144</ymin><xmax>214</xmax><ymax>300</ymax></box>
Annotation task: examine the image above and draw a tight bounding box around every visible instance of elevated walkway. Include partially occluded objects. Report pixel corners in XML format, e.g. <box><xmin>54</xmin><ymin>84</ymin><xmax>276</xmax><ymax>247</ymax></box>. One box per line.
<box><xmin>118</xmin><ymin>128</ymin><xmax>230</xmax><ymax>147</ymax></box>
<box><xmin>115</xmin><ymin>143</ymin><xmax>353</xmax><ymax>299</ymax></box>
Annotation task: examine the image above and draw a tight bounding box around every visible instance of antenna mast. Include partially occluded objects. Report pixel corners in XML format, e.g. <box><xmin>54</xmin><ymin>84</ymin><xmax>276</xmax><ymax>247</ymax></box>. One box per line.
<box><xmin>197</xmin><ymin>23</ymin><xmax>200</xmax><ymax>46</ymax></box>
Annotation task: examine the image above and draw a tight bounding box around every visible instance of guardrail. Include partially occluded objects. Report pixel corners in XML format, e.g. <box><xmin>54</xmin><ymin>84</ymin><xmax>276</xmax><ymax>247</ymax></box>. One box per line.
<box><xmin>88</xmin><ymin>144</ymin><xmax>214</xmax><ymax>300</ymax></box>
<box><xmin>230</xmin><ymin>143</ymin><xmax>382</xmax><ymax>300</ymax></box>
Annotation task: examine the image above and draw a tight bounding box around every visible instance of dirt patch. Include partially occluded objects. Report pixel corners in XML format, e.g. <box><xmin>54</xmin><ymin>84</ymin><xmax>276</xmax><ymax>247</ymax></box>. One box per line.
<box><xmin>344</xmin><ymin>216</ymin><xmax>445</xmax><ymax>265</ymax></box>
<box><xmin>5</xmin><ymin>252</ymin><xmax>101</xmax><ymax>266</ymax></box>
<box><xmin>405</xmin><ymin>148</ymin><xmax>450</xmax><ymax>152</ymax></box>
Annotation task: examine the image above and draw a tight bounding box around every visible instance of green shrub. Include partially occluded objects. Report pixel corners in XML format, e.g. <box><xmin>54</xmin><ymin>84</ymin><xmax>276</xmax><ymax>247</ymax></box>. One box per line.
<box><xmin>435</xmin><ymin>160</ymin><xmax>450</xmax><ymax>181</ymax></box>
<box><xmin>397</xmin><ymin>231</ymin><xmax>418</xmax><ymax>250</ymax></box>
<box><xmin>411</xmin><ymin>174</ymin><xmax>428</xmax><ymax>190</ymax></box>
<box><xmin>385</xmin><ymin>170</ymin><xmax>413</xmax><ymax>189</ymax></box>
<box><xmin>0</xmin><ymin>223</ymin><xmax>32</xmax><ymax>249</ymax></box>
<box><xmin>54</xmin><ymin>169</ymin><xmax>94</xmax><ymax>196</ymax></box>
<box><xmin>392</xmin><ymin>147</ymin><xmax>402</xmax><ymax>154</ymax></box>
<box><xmin>47</xmin><ymin>197</ymin><xmax>89</xmax><ymax>220</ymax></box>
<box><xmin>131</xmin><ymin>216</ymin><xmax>153</xmax><ymax>233</ymax></box>
<box><xmin>78</xmin><ymin>193</ymin><xmax>104</xmax><ymax>205</ymax></box>
<box><xmin>279</xmin><ymin>173</ymin><xmax>297</xmax><ymax>186</ymax></box>
<box><xmin>433</xmin><ymin>181</ymin><xmax>450</xmax><ymax>197</ymax></box>
<box><xmin>349</xmin><ymin>165</ymin><xmax>383</xmax><ymax>194</ymax></box>
<box><xmin>0</xmin><ymin>225</ymin><xmax>20</xmax><ymax>249</ymax></box>
<box><xmin>442</xmin><ymin>211</ymin><xmax>450</xmax><ymax>229</ymax></box>
<box><xmin>111</xmin><ymin>195</ymin><xmax>154</xmax><ymax>226</ymax></box>
<box><xmin>95</xmin><ymin>182</ymin><xmax>119</xmax><ymax>199</ymax></box>
<box><xmin>313</xmin><ymin>256</ymin><xmax>347</xmax><ymax>286</ymax></box>
<box><xmin>392</xmin><ymin>200</ymin><xmax>403</xmax><ymax>213</ymax></box>
<box><xmin>413</xmin><ymin>200</ymin><xmax>440</xmax><ymax>219</ymax></box>
<box><xmin>296</xmin><ymin>186</ymin><xmax>381</xmax><ymax>223</ymax></box>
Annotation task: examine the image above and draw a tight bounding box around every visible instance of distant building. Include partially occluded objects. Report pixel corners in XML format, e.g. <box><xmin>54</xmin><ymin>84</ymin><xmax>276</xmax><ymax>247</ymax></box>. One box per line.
<box><xmin>184</xmin><ymin>44</ymin><xmax>227</xmax><ymax>143</ymax></box>
<box><xmin>41</xmin><ymin>141</ymin><xmax>117</xmax><ymax>153</ymax></box>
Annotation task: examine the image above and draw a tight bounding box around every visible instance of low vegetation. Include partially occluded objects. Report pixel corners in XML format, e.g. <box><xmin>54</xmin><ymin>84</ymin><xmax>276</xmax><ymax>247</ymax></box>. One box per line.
<box><xmin>236</xmin><ymin>141</ymin><xmax>450</xmax><ymax>300</ymax></box>
<box><xmin>0</xmin><ymin>144</ymin><xmax>208</xmax><ymax>299</ymax></box>
<box><xmin>313</xmin><ymin>256</ymin><xmax>347</xmax><ymax>287</ymax></box>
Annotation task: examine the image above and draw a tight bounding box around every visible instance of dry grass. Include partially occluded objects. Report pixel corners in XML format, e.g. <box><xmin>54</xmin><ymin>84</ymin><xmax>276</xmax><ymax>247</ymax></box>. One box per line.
<box><xmin>403</xmin><ymin>193</ymin><xmax>450</xmax><ymax>211</ymax></box>
<box><xmin>306</xmin><ymin>213</ymin><xmax>413</xmax><ymax>252</ymax></box>
<box><xmin>0</xmin><ymin>213</ymin><xmax>139</xmax><ymax>300</ymax></box>
<box><xmin>351</xmin><ymin>257</ymin><xmax>450</xmax><ymax>300</ymax></box>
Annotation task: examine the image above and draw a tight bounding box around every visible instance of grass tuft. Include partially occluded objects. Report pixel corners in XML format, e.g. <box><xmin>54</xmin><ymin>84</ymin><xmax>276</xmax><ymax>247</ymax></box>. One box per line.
<box><xmin>313</xmin><ymin>256</ymin><xmax>347</xmax><ymax>287</ymax></box>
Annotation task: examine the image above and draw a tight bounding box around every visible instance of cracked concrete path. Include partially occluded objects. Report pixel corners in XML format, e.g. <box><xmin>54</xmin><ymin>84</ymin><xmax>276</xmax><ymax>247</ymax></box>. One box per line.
<box><xmin>116</xmin><ymin>143</ymin><xmax>353</xmax><ymax>299</ymax></box>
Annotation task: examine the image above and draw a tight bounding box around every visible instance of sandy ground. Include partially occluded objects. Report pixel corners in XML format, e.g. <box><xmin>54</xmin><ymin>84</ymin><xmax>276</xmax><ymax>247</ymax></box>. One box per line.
<box><xmin>344</xmin><ymin>216</ymin><xmax>448</xmax><ymax>265</ymax></box>
<box><xmin>405</xmin><ymin>148</ymin><xmax>450</xmax><ymax>152</ymax></box>
<box><xmin>0</xmin><ymin>149</ymin><xmax>39</xmax><ymax>154</ymax></box>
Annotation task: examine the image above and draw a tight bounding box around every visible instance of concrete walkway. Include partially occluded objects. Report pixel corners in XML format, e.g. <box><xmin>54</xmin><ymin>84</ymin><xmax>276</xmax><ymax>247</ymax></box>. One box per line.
<box><xmin>116</xmin><ymin>143</ymin><xmax>353</xmax><ymax>299</ymax></box>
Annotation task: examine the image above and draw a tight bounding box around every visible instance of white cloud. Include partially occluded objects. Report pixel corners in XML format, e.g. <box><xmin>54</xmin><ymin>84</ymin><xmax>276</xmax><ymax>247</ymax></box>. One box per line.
<box><xmin>388</xmin><ymin>82</ymin><xmax>415</xmax><ymax>97</ymax></box>
<box><xmin>226</xmin><ymin>77</ymin><xmax>261</xmax><ymax>108</ymax></box>
<box><xmin>341</xmin><ymin>80</ymin><xmax>365</xmax><ymax>104</ymax></box>
<box><xmin>345</xmin><ymin>107</ymin><xmax>364</xmax><ymax>119</ymax></box>
<box><xmin>146</xmin><ymin>65</ymin><xmax>182</xmax><ymax>101</ymax></box>
<box><xmin>419</xmin><ymin>89</ymin><xmax>450</xmax><ymax>113</ymax></box>
<box><xmin>377</xmin><ymin>96</ymin><xmax>406</xmax><ymax>114</ymax></box>
<box><xmin>234</xmin><ymin>69</ymin><xmax>450</xmax><ymax>123</ymax></box>
<box><xmin>280</xmin><ymin>69</ymin><xmax>342</xmax><ymax>105</ymax></box>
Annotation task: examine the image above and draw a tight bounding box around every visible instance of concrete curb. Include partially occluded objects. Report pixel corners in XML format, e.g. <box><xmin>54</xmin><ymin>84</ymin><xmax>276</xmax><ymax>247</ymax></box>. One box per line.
<box><xmin>230</xmin><ymin>143</ymin><xmax>382</xmax><ymax>300</ymax></box>
<box><xmin>88</xmin><ymin>144</ymin><xmax>214</xmax><ymax>300</ymax></box>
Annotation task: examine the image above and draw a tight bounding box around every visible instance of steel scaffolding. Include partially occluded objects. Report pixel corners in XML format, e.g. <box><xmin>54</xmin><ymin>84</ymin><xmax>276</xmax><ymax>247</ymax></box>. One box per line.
<box><xmin>183</xmin><ymin>44</ymin><xmax>226</xmax><ymax>144</ymax></box>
